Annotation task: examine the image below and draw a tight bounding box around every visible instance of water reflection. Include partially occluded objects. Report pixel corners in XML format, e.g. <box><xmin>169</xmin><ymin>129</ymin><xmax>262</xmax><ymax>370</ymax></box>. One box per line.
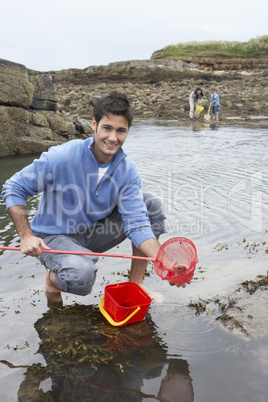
<box><xmin>210</xmin><ymin>123</ymin><xmax>219</xmax><ymax>131</ymax></box>
<box><xmin>189</xmin><ymin>122</ymin><xmax>219</xmax><ymax>132</ymax></box>
<box><xmin>189</xmin><ymin>122</ymin><xmax>204</xmax><ymax>132</ymax></box>
<box><xmin>16</xmin><ymin>303</ymin><xmax>193</xmax><ymax>401</ymax></box>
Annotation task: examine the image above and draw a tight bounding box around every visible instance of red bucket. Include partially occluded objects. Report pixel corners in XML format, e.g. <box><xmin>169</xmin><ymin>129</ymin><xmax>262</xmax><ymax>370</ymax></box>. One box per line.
<box><xmin>99</xmin><ymin>282</ymin><xmax>152</xmax><ymax>327</ymax></box>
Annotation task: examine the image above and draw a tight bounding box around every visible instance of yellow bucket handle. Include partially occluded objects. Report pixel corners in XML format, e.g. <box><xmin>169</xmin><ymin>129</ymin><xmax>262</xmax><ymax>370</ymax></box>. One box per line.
<box><xmin>99</xmin><ymin>295</ymin><xmax>141</xmax><ymax>327</ymax></box>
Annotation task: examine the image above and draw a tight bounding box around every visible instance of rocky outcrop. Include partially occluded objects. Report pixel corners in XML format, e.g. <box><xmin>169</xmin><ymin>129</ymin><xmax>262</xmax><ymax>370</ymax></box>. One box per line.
<box><xmin>0</xmin><ymin>59</ymin><xmax>90</xmax><ymax>157</ymax></box>
<box><xmin>1</xmin><ymin>56</ymin><xmax>268</xmax><ymax>156</ymax></box>
<box><xmin>51</xmin><ymin>59</ymin><xmax>268</xmax><ymax>123</ymax></box>
<box><xmin>50</xmin><ymin>59</ymin><xmax>192</xmax><ymax>84</ymax></box>
<box><xmin>180</xmin><ymin>56</ymin><xmax>268</xmax><ymax>71</ymax></box>
<box><xmin>151</xmin><ymin>53</ymin><xmax>268</xmax><ymax>71</ymax></box>
<box><xmin>50</xmin><ymin>59</ymin><xmax>221</xmax><ymax>87</ymax></box>
<box><xmin>50</xmin><ymin>57</ymin><xmax>268</xmax><ymax>85</ymax></box>
<box><xmin>27</xmin><ymin>69</ymin><xmax>58</xmax><ymax>111</ymax></box>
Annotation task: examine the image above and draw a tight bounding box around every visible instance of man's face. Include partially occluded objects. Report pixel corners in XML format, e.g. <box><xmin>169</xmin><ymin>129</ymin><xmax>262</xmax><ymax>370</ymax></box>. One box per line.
<box><xmin>92</xmin><ymin>114</ymin><xmax>130</xmax><ymax>164</ymax></box>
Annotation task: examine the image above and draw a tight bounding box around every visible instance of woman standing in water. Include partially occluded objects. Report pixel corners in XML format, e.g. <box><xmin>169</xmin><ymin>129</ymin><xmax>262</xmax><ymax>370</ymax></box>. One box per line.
<box><xmin>189</xmin><ymin>87</ymin><xmax>203</xmax><ymax>119</ymax></box>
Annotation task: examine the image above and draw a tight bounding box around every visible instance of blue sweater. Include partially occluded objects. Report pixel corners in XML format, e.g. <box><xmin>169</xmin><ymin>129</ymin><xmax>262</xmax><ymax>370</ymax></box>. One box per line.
<box><xmin>2</xmin><ymin>137</ymin><xmax>155</xmax><ymax>248</ymax></box>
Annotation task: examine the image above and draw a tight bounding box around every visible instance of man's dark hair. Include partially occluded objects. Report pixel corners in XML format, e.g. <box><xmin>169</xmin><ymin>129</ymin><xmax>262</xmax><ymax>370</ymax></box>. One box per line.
<box><xmin>93</xmin><ymin>91</ymin><xmax>133</xmax><ymax>127</ymax></box>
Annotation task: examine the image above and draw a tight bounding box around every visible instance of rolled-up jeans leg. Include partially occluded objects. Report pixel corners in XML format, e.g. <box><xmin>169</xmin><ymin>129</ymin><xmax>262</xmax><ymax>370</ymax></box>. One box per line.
<box><xmin>38</xmin><ymin>234</ymin><xmax>98</xmax><ymax>296</ymax></box>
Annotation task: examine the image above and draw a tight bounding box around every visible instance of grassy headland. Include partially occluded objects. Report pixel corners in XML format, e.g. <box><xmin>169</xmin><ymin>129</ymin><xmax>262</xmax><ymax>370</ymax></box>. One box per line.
<box><xmin>152</xmin><ymin>35</ymin><xmax>268</xmax><ymax>59</ymax></box>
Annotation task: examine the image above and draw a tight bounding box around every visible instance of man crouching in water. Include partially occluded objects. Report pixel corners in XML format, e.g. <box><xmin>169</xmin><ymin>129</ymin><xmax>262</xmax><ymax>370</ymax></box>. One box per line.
<box><xmin>2</xmin><ymin>91</ymin><xmax>189</xmax><ymax>302</ymax></box>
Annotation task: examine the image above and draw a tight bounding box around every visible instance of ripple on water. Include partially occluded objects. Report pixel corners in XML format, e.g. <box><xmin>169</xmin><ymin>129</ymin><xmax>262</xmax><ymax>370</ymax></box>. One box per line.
<box><xmin>151</xmin><ymin>302</ymin><xmax>238</xmax><ymax>359</ymax></box>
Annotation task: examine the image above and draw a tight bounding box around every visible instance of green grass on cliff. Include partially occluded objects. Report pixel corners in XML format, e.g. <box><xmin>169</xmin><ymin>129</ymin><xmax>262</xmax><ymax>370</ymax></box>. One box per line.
<box><xmin>152</xmin><ymin>35</ymin><xmax>268</xmax><ymax>59</ymax></box>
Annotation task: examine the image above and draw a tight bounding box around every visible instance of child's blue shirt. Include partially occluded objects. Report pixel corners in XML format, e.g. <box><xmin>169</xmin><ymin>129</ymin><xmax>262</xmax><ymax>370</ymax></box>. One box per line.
<box><xmin>211</xmin><ymin>92</ymin><xmax>220</xmax><ymax>106</ymax></box>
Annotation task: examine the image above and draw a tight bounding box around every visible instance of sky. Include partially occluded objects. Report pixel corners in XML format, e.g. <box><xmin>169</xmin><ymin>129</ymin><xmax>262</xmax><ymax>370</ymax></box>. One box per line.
<box><xmin>1</xmin><ymin>0</ymin><xmax>267</xmax><ymax>72</ymax></box>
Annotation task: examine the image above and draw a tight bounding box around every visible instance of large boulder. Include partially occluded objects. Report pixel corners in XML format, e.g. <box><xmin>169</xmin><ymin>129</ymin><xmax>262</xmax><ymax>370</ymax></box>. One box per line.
<box><xmin>0</xmin><ymin>59</ymin><xmax>34</xmax><ymax>108</ymax></box>
<box><xmin>28</xmin><ymin>69</ymin><xmax>58</xmax><ymax>111</ymax></box>
<box><xmin>0</xmin><ymin>105</ymin><xmax>30</xmax><ymax>156</ymax></box>
<box><xmin>0</xmin><ymin>106</ymin><xmax>65</xmax><ymax>156</ymax></box>
<box><xmin>0</xmin><ymin>59</ymin><xmax>91</xmax><ymax>156</ymax></box>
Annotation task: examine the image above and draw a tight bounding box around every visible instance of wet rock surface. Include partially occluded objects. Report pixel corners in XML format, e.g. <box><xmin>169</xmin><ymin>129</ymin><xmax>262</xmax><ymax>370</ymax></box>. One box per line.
<box><xmin>0</xmin><ymin>59</ymin><xmax>88</xmax><ymax>157</ymax></box>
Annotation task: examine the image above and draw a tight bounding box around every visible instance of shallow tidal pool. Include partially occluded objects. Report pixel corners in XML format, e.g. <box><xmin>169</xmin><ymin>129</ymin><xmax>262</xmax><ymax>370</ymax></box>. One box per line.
<box><xmin>0</xmin><ymin>121</ymin><xmax>268</xmax><ymax>401</ymax></box>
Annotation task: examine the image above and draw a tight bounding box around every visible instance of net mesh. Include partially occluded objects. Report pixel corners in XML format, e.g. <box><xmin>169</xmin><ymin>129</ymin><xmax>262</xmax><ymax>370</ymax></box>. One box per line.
<box><xmin>154</xmin><ymin>237</ymin><xmax>198</xmax><ymax>284</ymax></box>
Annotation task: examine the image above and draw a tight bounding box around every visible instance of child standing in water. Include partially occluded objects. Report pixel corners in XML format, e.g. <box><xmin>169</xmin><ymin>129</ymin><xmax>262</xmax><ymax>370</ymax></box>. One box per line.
<box><xmin>189</xmin><ymin>87</ymin><xmax>203</xmax><ymax>119</ymax></box>
<box><xmin>210</xmin><ymin>86</ymin><xmax>220</xmax><ymax>121</ymax></box>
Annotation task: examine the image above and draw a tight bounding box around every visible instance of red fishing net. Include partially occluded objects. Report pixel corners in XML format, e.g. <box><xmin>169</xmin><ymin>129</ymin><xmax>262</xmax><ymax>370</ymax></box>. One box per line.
<box><xmin>154</xmin><ymin>237</ymin><xmax>198</xmax><ymax>284</ymax></box>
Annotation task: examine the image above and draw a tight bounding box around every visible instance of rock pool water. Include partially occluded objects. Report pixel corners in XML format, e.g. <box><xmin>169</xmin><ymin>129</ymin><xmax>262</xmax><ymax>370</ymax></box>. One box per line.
<box><xmin>0</xmin><ymin>121</ymin><xmax>268</xmax><ymax>401</ymax></box>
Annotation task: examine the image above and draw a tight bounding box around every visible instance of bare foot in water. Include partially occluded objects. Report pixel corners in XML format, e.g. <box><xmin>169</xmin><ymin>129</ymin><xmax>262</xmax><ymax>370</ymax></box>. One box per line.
<box><xmin>45</xmin><ymin>291</ymin><xmax>63</xmax><ymax>308</ymax></box>
<box><xmin>45</xmin><ymin>270</ymin><xmax>62</xmax><ymax>293</ymax></box>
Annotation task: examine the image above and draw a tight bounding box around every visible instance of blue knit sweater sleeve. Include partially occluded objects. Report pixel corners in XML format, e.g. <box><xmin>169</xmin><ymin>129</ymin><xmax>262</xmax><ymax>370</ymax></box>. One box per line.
<box><xmin>116</xmin><ymin>163</ymin><xmax>155</xmax><ymax>248</ymax></box>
